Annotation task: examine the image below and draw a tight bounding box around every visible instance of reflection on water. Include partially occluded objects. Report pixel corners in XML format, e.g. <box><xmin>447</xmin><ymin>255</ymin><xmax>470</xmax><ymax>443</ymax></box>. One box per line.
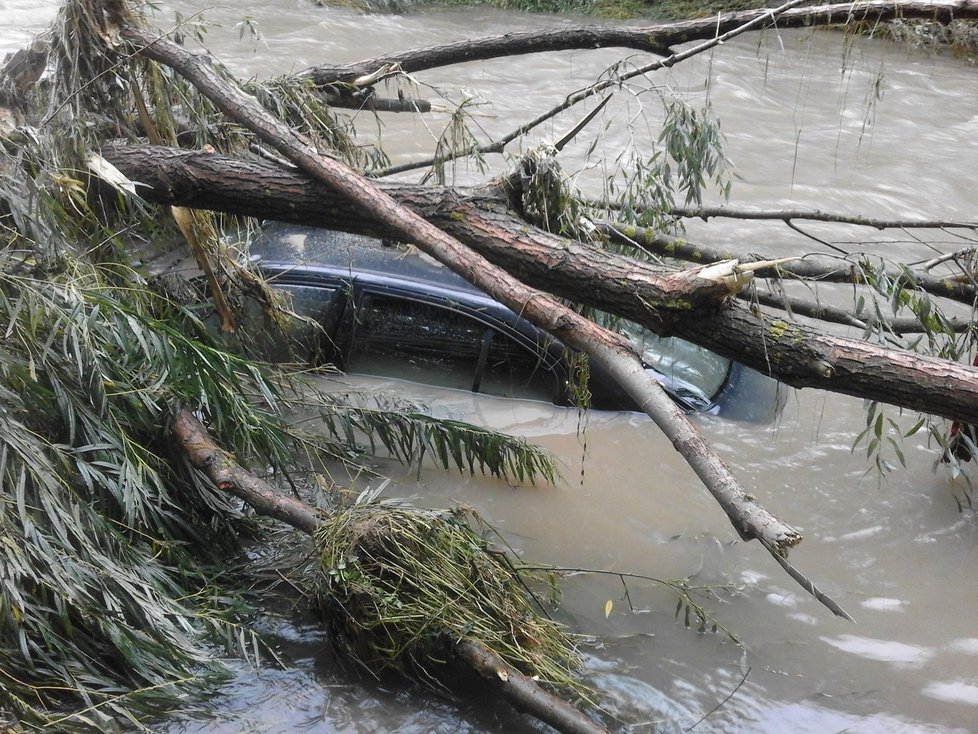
<box><xmin>4</xmin><ymin>1</ymin><xmax>978</xmax><ymax>731</ymax></box>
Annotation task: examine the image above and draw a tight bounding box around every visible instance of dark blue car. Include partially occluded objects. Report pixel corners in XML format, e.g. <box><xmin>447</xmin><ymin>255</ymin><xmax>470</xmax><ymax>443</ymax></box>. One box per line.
<box><xmin>253</xmin><ymin>223</ymin><xmax>784</xmax><ymax>422</ymax></box>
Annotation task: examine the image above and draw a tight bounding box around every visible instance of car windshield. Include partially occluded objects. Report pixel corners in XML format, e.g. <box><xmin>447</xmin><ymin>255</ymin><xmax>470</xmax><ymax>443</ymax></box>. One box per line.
<box><xmin>617</xmin><ymin>320</ymin><xmax>731</xmax><ymax>406</ymax></box>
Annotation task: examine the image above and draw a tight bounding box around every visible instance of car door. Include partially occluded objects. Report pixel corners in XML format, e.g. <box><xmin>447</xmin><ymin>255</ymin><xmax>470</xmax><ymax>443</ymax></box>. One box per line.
<box><xmin>343</xmin><ymin>287</ymin><xmax>566</xmax><ymax>403</ymax></box>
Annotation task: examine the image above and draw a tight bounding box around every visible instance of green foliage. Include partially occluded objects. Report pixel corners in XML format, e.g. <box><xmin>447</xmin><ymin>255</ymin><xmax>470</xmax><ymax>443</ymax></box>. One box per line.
<box><xmin>312</xmin><ymin>501</ymin><xmax>586</xmax><ymax>692</ymax></box>
<box><xmin>0</xmin><ymin>260</ymin><xmax>274</xmax><ymax>730</ymax></box>
<box><xmin>514</xmin><ymin>147</ymin><xmax>584</xmax><ymax>237</ymax></box>
<box><xmin>590</xmin><ymin>97</ymin><xmax>730</xmax><ymax>238</ymax></box>
<box><xmin>426</xmin><ymin>96</ymin><xmax>490</xmax><ymax>185</ymax></box>
<box><xmin>860</xmin><ymin>258</ymin><xmax>972</xmax><ymax>359</ymax></box>
<box><xmin>0</xmin><ymin>233</ymin><xmax>556</xmax><ymax>728</ymax></box>
<box><xmin>657</xmin><ymin>98</ymin><xmax>732</xmax><ymax>208</ymax></box>
<box><xmin>851</xmin><ymin>401</ymin><xmax>909</xmax><ymax>476</ymax></box>
<box><xmin>312</xmin><ymin>393</ymin><xmax>558</xmax><ymax>483</ymax></box>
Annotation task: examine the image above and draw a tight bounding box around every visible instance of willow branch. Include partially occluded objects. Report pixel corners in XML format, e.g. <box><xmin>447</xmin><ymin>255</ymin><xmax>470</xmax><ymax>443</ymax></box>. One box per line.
<box><xmin>169</xmin><ymin>408</ymin><xmax>608</xmax><ymax>734</ymax></box>
<box><xmin>669</xmin><ymin>205</ymin><xmax>978</xmax><ymax>231</ymax></box>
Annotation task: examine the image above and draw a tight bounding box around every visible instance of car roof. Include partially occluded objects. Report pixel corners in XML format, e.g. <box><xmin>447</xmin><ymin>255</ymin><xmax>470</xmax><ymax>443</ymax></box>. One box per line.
<box><xmin>254</xmin><ymin>223</ymin><xmax>487</xmax><ymax>300</ymax></box>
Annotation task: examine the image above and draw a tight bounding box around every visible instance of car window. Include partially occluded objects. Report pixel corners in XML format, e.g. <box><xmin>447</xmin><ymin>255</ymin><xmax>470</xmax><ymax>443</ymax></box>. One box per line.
<box><xmin>241</xmin><ymin>283</ymin><xmax>341</xmax><ymax>363</ymax></box>
<box><xmin>347</xmin><ymin>293</ymin><xmax>561</xmax><ymax>402</ymax></box>
<box><xmin>478</xmin><ymin>327</ymin><xmax>562</xmax><ymax>403</ymax></box>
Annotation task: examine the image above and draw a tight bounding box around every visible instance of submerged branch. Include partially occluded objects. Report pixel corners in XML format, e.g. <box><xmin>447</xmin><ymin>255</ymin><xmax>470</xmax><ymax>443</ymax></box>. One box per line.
<box><xmin>169</xmin><ymin>408</ymin><xmax>608</xmax><ymax>734</ymax></box>
<box><xmin>456</xmin><ymin>641</ymin><xmax>609</xmax><ymax>734</ymax></box>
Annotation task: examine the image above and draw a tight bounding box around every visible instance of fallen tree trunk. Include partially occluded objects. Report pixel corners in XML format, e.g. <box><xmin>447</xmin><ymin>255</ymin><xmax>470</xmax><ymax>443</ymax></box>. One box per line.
<box><xmin>170</xmin><ymin>407</ymin><xmax>609</xmax><ymax>734</ymax></box>
<box><xmin>306</xmin><ymin>0</ymin><xmax>978</xmax><ymax>86</ymax></box>
<box><xmin>99</xmin><ymin>144</ymin><xmax>740</xmax><ymax>308</ymax></box>
<box><xmin>101</xmin><ymin>143</ymin><xmax>978</xmax><ymax>426</ymax></box>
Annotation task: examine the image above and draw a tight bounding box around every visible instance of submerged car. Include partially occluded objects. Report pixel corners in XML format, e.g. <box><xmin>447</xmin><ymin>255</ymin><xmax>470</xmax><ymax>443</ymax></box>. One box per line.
<box><xmin>252</xmin><ymin>223</ymin><xmax>784</xmax><ymax>422</ymax></box>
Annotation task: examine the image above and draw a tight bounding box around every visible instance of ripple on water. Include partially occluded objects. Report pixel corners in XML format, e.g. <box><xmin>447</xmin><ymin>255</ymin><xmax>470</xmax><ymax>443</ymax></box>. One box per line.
<box><xmin>921</xmin><ymin>681</ymin><xmax>978</xmax><ymax>707</ymax></box>
<box><xmin>860</xmin><ymin>596</ymin><xmax>907</xmax><ymax>613</ymax></box>
<box><xmin>820</xmin><ymin>634</ymin><xmax>935</xmax><ymax>668</ymax></box>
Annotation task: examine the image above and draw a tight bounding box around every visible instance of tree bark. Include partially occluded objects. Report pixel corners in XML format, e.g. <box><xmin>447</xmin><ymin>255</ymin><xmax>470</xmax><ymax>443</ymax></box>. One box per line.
<box><xmin>101</xmin><ymin>143</ymin><xmax>978</xmax><ymax>426</ymax></box>
<box><xmin>305</xmin><ymin>1</ymin><xmax>978</xmax><ymax>86</ymax></box>
<box><xmin>169</xmin><ymin>408</ymin><xmax>609</xmax><ymax>734</ymax></box>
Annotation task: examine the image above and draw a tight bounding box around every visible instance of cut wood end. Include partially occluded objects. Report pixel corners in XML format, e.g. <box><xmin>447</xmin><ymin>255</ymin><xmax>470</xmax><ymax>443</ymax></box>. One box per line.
<box><xmin>737</xmin><ymin>257</ymin><xmax>801</xmax><ymax>273</ymax></box>
<box><xmin>692</xmin><ymin>259</ymin><xmax>753</xmax><ymax>293</ymax></box>
<box><xmin>695</xmin><ymin>257</ymin><xmax>803</xmax><ymax>294</ymax></box>
<box><xmin>773</xmin><ymin>529</ymin><xmax>804</xmax><ymax>557</ymax></box>
<box><xmin>352</xmin><ymin>63</ymin><xmax>402</xmax><ymax>88</ymax></box>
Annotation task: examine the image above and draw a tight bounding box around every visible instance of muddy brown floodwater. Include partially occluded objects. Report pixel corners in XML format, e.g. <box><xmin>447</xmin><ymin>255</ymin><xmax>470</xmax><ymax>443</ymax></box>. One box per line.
<box><xmin>5</xmin><ymin>1</ymin><xmax>978</xmax><ymax>731</ymax></box>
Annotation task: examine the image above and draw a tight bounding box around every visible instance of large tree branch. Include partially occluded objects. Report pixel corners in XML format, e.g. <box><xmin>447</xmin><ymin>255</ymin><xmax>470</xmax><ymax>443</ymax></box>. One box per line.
<box><xmin>100</xmin><ymin>144</ymin><xmax>743</xmax><ymax>308</ymax></box>
<box><xmin>306</xmin><ymin>0</ymin><xmax>978</xmax><ymax>86</ymax></box>
<box><xmin>100</xmin><ymin>143</ymin><xmax>978</xmax><ymax>426</ymax></box>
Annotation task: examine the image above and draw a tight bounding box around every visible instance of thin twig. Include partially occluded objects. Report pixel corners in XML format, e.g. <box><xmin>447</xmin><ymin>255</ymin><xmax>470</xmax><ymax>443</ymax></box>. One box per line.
<box><xmin>685</xmin><ymin>666</ymin><xmax>751</xmax><ymax>732</ymax></box>
<box><xmin>784</xmin><ymin>219</ymin><xmax>851</xmax><ymax>255</ymax></box>
<box><xmin>670</xmin><ymin>205</ymin><xmax>978</xmax><ymax>230</ymax></box>
<box><xmin>760</xmin><ymin>540</ymin><xmax>854</xmax><ymax>622</ymax></box>
<box><xmin>374</xmin><ymin>0</ymin><xmax>809</xmax><ymax>178</ymax></box>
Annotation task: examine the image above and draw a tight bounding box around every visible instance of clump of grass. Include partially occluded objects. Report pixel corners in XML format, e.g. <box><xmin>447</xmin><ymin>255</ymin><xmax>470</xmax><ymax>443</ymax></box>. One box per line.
<box><xmin>870</xmin><ymin>18</ymin><xmax>978</xmax><ymax>60</ymax></box>
<box><xmin>312</xmin><ymin>502</ymin><xmax>586</xmax><ymax>692</ymax></box>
